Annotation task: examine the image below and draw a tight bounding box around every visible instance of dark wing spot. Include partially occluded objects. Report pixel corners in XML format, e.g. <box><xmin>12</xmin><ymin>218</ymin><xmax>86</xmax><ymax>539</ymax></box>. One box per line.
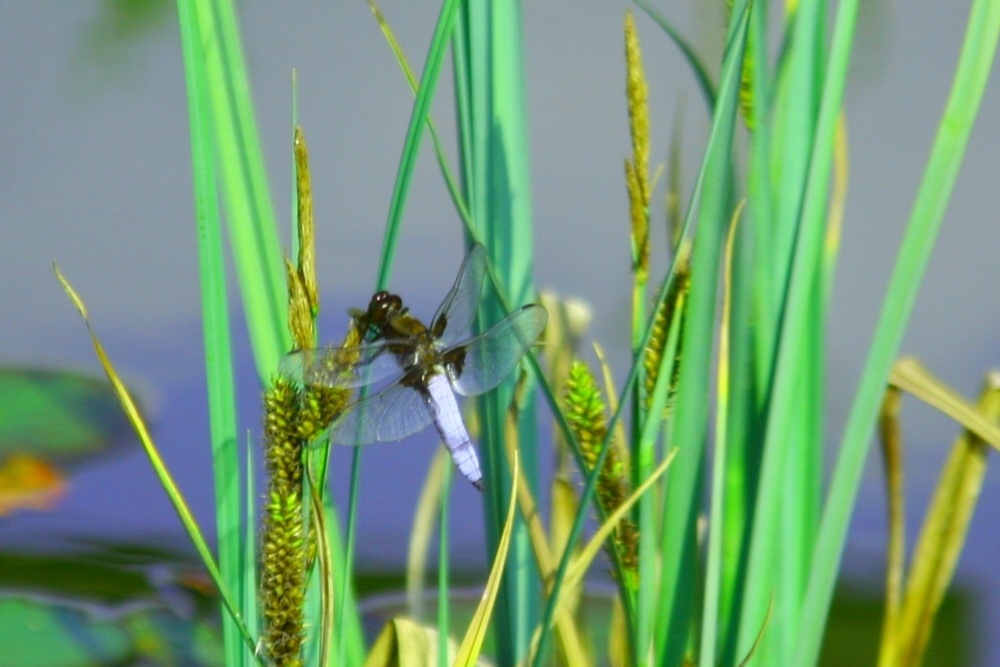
<box><xmin>442</xmin><ymin>346</ymin><xmax>467</xmax><ymax>379</ymax></box>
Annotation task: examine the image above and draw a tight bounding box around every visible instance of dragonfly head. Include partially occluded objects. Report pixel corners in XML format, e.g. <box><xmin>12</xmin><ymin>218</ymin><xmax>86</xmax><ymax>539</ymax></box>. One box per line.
<box><xmin>353</xmin><ymin>291</ymin><xmax>406</xmax><ymax>341</ymax></box>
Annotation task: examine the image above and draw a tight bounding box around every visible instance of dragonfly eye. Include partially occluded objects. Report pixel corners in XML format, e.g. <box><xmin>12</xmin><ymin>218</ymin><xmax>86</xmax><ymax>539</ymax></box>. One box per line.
<box><xmin>369</xmin><ymin>292</ymin><xmax>403</xmax><ymax>319</ymax></box>
<box><xmin>354</xmin><ymin>291</ymin><xmax>407</xmax><ymax>341</ymax></box>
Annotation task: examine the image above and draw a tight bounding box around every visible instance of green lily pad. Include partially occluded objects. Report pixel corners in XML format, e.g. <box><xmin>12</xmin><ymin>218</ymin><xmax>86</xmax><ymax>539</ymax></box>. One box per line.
<box><xmin>0</xmin><ymin>596</ymin><xmax>223</xmax><ymax>667</ymax></box>
<box><xmin>0</xmin><ymin>368</ymin><xmax>136</xmax><ymax>463</ymax></box>
<box><xmin>0</xmin><ymin>542</ymin><xmax>223</xmax><ymax>666</ymax></box>
<box><xmin>0</xmin><ymin>550</ymin><xmax>154</xmax><ymax>606</ymax></box>
<box><xmin>0</xmin><ymin>597</ymin><xmax>130</xmax><ymax>667</ymax></box>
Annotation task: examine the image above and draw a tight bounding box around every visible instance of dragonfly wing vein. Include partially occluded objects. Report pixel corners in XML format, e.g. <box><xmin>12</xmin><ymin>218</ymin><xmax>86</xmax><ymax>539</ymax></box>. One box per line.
<box><xmin>431</xmin><ymin>244</ymin><xmax>487</xmax><ymax>348</ymax></box>
<box><xmin>449</xmin><ymin>304</ymin><xmax>548</xmax><ymax>396</ymax></box>
<box><xmin>329</xmin><ymin>378</ymin><xmax>434</xmax><ymax>445</ymax></box>
<box><xmin>280</xmin><ymin>344</ymin><xmax>409</xmax><ymax>389</ymax></box>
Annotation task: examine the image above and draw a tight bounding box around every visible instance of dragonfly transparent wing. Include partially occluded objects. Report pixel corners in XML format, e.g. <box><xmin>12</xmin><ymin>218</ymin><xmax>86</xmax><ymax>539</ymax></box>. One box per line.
<box><xmin>328</xmin><ymin>379</ymin><xmax>434</xmax><ymax>445</ymax></box>
<box><xmin>448</xmin><ymin>303</ymin><xmax>547</xmax><ymax>397</ymax></box>
<box><xmin>430</xmin><ymin>243</ymin><xmax>487</xmax><ymax>348</ymax></box>
<box><xmin>278</xmin><ymin>340</ymin><xmax>413</xmax><ymax>389</ymax></box>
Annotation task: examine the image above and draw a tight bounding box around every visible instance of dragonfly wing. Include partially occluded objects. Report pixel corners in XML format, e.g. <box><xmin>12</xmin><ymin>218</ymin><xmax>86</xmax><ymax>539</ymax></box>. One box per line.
<box><xmin>328</xmin><ymin>378</ymin><xmax>434</xmax><ymax>445</ymax></box>
<box><xmin>279</xmin><ymin>342</ymin><xmax>411</xmax><ymax>389</ymax></box>
<box><xmin>430</xmin><ymin>244</ymin><xmax>487</xmax><ymax>348</ymax></box>
<box><xmin>448</xmin><ymin>303</ymin><xmax>547</xmax><ymax>396</ymax></box>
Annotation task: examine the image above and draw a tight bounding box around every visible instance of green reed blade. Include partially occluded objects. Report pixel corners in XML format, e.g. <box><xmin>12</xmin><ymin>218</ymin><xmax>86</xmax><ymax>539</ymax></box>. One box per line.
<box><xmin>699</xmin><ymin>206</ymin><xmax>741</xmax><ymax>667</ymax></box>
<box><xmin>730</xmin><ymin>0</ymin><xmax>830</xmax><ymax>661</ymax></box>
<box><xmin>795</xmin><ymin>0</ymin><xmax>1000</xmax><ymax>662</ymax></box>
<box><xmin>453</xmin><ymin>2</ymin><xmax>541</xmax><ymax>664</ymax></box>
<box><xmin>191</xmin><ymin>0</ymin><xmax>288</xmax><ymax>379</ymax></box>
<box><xmin>176</xmin><ymin>1</ymin><xmax>249</xmax><ymax>663</ymax></box>
<box><xmin>657</xmin><ymin>3</ymin><xmax>749</xmax><ymax>664</ymax></box>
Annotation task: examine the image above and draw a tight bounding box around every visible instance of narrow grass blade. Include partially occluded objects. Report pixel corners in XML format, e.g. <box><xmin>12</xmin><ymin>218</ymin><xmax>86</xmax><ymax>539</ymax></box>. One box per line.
<box><xmin>242</xmin><ymin>440</ymin><xmax>257</xmax><ymax>667</ymax></box>
<box><xmin>525</xmin><ymin>450</ymin><xmax>675</xmax><ymax>667</ymax></box>
<box><xmin>309</xmin><ymin>483</ymin><xmax>334</xmax><ymax>667</ymax></box>
<box><xmin>437</xmin><ymin>457</ymin><xmax>453</xmax><ymax>667</ymax></box>
<box><xmin>633</xmin><ymin>0</ymin><xmax>716</xmax><ymax>109</ymax></box>
<box><xmin>340</xmin><ymin>451</ymin><xmax>364</xmax><ymax>665</ymax></box>
<box><xmin>823</xmin><ymin>113</ymin><xmax>849</xmax><ymax>298</ymax></box>
<box><xmin>651</xmin><ymin>278</ymin><xmax>690</xmax><ymax>659</ymax></box>
<box><xmin>324</xmin><ymin>502</ymin><xmax>366</xmax><ymax>667</ymax></box>
<box><xmin>594</xmin><ymin>344</ymin><xmax>632</xmax><ymax>468</ymax></box>
<box><xmin>563</xmin><ymin>450</ymin><xmax>676</xmax><ymax>603</ymax></box>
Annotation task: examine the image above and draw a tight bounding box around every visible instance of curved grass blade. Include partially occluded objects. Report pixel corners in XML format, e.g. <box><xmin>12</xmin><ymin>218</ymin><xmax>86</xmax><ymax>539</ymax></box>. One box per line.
<box><xmin>876</xmin><ymin>386</ymin><xmax>906</xmax><ymax>666</ymax></box>
<box><xmin>524</xmin><ymin>448</ymin><xmax>676</xmax><ymax>666</ymax></box>
<box><xmin>364</xmin><ymin>617</ymin><xmax>453</xmax><ymax>667</ymax></box>
<box><xmin>890</xmin><ymin>358</ymin><xmax>1000</xmax><ymax>451</ymax></box>
<box><xmin>453</xmin><ymin>451</ymin><xmax>520</xmax><ymax>667</ymax></box>
<box><xmin>366</xmin><ymin>0</ymin><xmax>474</xmax><ymax>233</ymax></box>
<box><xmin>374</xmin><ymin>0</ymin><xmax>465</xmax><ymax>290</ymax></box>
<box><xmin>633</xmin><ymin>0</ymin><xmax>717</xmax><ymax>110</ymax></box>
<box><xmin>241</xmin><ymin>440</ymin><xmax>258</xmax><ymax>665</ymax></box>
<box><xmin>54</xmin><ymin>266</ymin><xmax>259</xmax><ymax>661</ymax></box>
<box><xmin>500</xmin><ymin>387</ymin><xmax>589</xmax><ymax>666</ymax></box>
<box><xmin>563</xmin><ymin>450</ymin><xmax>676</xmax><ymax>594</ymax></box>
<box><xmin>407</xmin><ymin>446</ymin><xmax>450</xmax><ymax>622</ymax></box>
<box><xmin>307</xmin><ymin>481</ymin><xmax>333</xmax><ymax>667</ymax></box>
<box><xmin>736</xmin><ymin>597</ymin><xmax>774</xmax><ymax>667</ymax></box>
<box><xmin>894</xmin><ymin>372</ymin><xmax>998</xmax><ymax>665</ymax></box>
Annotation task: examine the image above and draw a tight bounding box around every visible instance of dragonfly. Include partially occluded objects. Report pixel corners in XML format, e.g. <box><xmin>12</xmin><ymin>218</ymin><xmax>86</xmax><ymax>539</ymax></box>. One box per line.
<box><xmin>279</xmin><ymin>243</ymin><xmax>547</xmax><ymax>490</ymax></box>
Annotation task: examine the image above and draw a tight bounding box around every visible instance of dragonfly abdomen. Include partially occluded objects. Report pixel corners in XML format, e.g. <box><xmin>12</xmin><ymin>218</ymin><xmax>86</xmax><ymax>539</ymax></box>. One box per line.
<box><xmin>425</xmin><ymin>374</ymin><xmax>483</xmax><ymax>490</ymax></box>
